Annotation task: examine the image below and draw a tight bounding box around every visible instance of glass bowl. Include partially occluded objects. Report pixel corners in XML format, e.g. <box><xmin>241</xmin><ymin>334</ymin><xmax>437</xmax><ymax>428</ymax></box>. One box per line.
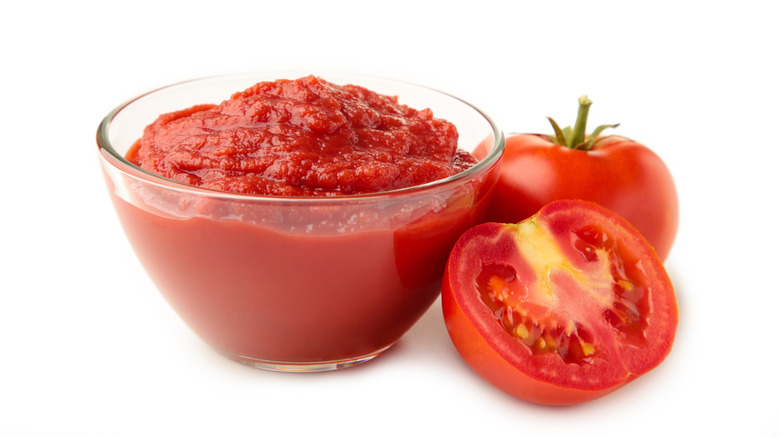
<box><xmin>96</xmin><ymin>72</ymin><xmax>504</xmax><ymax>372</ymax></box>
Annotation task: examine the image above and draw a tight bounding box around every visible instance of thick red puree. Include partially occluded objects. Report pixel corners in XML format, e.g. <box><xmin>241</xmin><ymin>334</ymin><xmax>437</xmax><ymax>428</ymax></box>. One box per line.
<box><xmin>127</xmin><ymin>75</ymin><xmax>477</xmax><ymax>196</ymax></box>
<box><xmin>104</xmin><ymin>74</ymin><xmax>500</xmax><ymax>367</ymax></box>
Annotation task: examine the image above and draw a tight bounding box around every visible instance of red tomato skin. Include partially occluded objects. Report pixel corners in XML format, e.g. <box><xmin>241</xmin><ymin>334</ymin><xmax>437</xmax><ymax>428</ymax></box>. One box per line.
<box><xmin>442</xmin><ymin>200</ymin><xmax>678</xmax><ymax>406</ymax></box>
<box><xmin>486</xmin><ymin>134</ymin><xmax>679</xmax><ymax>261</ymax></box>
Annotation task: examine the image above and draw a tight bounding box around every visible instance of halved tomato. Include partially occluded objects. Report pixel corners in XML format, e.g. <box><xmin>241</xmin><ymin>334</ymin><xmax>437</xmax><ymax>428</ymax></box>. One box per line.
<box><xmin>442</xmin><ymin>200</ymin><xmax>678</xmax><ymax>405</ymax></box>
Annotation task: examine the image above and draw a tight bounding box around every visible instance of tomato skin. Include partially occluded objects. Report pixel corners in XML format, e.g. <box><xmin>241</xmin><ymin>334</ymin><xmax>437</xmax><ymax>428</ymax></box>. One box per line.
<box><xmin>485</xmin><ymin>134</ymin><xmax>679</xmax><ymax>261</ymax></box>
<box><xmin>442</xmin><ymin>200</ymin><xmax>678</xmax><ymax>406</ymax></box>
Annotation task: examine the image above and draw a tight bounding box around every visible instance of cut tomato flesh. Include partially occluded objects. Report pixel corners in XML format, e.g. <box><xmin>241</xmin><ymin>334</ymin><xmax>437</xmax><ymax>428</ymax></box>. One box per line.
<box><xmin>475</xmin><ymin>216</ymin><xmax>652</xmax><ymax>365</ymax></box>
<box><xmin>476</xmin><ymin>262</ymin><xmax>597</xmax><ymax>365</ymax></box>
<box><xmin>570</xmin><ymin>223</ymin><xmax>651</xmax><ymax>348</ymax></box>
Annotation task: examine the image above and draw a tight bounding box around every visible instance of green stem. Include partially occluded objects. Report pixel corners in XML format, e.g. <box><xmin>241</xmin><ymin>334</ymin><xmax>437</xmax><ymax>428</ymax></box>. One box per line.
<box><xmin>569</xmin><ymin>95</ymin><xmax>592</xmax><ymax>149</ymax></box>
<box><xmin>545</xmin><ymin>95</ymin><xmax>618</xmax><ymax>151</ymax></box>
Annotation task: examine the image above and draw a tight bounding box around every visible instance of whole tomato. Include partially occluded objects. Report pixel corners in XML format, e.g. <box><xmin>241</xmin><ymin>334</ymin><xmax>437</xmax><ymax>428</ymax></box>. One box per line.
<box><xmin>484</xmin><ymin>96</ymin><xmax>678</xmax><ymax>261</ymax></box>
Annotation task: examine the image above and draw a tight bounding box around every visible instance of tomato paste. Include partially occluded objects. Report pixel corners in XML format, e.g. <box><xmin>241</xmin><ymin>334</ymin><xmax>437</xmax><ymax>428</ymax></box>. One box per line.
<box><xmin>127</xmin><ymin>75</ymin><xmax>477</xmax><ymax>196</ymax></box>
<box><xmin>102</xmin><ymin>74</ymin><xmax>501</xmax><ymax>368</ymax></box>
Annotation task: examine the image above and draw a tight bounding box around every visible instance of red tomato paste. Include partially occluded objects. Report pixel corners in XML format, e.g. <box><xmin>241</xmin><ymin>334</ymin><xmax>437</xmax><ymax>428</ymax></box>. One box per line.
<box><xmin>106</xmin><ymin>75</ymin><xmax>498</xmax><ymax>367</ymax></box>
<box><xmin>127</xmin><ymin>75</ymin><xmax>476</xmax><ymax>196</ymax></box>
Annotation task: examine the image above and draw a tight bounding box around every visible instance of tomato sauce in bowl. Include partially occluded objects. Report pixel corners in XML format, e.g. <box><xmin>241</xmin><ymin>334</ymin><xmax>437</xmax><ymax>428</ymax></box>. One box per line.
<box><xmin>97</xmin><ymin>73</ymin><xmax>504</xmax><ymax>371</ymax></box>
<box><xmin>127</xmin><ymin>75</ymin><xmax>478</xmax><ymax>196</ymax></box>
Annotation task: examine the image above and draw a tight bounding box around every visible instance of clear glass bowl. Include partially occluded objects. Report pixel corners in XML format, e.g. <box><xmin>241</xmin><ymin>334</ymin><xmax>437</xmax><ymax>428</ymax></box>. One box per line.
<box><xmin>97</xmin><ymin>72</ymin><xmax>504</xmax><ymax>372</ymax></box>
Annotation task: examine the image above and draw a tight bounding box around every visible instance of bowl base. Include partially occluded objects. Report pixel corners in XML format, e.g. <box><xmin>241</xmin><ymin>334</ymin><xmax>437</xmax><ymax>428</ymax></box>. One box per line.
<box><xmin>221</xmin><ymin>346</ymin><xmax>391</xmax><ymax>372</ymax></box>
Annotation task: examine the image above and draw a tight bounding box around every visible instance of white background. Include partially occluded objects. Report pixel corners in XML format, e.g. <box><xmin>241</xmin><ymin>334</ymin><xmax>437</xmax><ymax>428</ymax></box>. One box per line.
<box><xmin>2</xmin><ymin>1</ymin><xmax>778</xmax><ymax>437</ymax></box>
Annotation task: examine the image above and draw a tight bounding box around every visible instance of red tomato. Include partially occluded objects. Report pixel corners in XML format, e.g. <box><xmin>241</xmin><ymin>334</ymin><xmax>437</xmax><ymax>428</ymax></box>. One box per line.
<box><xmin>484</xmin><ymin>97</ymin><xmax>679</xmax><ymax>261</ymax></box>
<box><xmin>442</xmin><ymin>200</ymin><xmax>678</xmax><ymax>405</ymax></box>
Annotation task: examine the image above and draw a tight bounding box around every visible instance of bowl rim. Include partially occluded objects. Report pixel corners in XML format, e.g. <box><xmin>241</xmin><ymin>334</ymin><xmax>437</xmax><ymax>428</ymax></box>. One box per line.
<box><xmin>96</xmin><ymin>72</ymin><xmax>505</xmax><ymax>203</ymax></box>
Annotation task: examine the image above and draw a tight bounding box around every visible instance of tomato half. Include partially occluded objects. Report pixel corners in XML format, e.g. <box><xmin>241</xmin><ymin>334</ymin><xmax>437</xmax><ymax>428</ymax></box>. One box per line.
<box><xmin>442</xmin><ymin>200</ymin><xmax>678</xmax><ymax>405</ymax></box>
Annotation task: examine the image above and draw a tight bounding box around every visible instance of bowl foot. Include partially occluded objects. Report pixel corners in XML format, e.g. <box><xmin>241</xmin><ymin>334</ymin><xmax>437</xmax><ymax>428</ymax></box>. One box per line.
<box><xmin>221</xmin><ymin>346</ymin><xmax>391</xmax><ymax>372</ymax></box>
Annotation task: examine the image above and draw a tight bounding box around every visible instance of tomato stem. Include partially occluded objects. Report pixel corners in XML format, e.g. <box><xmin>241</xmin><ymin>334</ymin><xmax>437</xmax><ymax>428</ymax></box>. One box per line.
<box><xmin>570</xmin><ymin>95</ymin><xmax>592</xmax><ymax>148</ymax></box>
<box><xmin>546</xmin><ymin>96</ymin><xmax>619</xmax><ymax>151</ymax></box>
